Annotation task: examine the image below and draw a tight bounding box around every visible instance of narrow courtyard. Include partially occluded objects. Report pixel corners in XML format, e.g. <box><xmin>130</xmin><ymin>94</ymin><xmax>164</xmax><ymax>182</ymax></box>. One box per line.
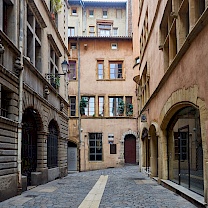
<box><xmin>0</xmin><ymin>166</ymin><xmax>197</xmax><ymax>208</ymax></box>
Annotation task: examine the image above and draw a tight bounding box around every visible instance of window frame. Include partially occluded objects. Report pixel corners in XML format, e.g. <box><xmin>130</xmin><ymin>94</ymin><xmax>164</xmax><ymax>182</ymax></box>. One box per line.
<box><xmin>82</xmin><ymin>96</ymin><xmax>95</xmax><ymax>116</ymax></box>
<box><xmin>109</xmin><ymin>96</ymin><xmax>124</xmax><ymax>117</ymax></box>
<box><xmin>69</xmin><ymin>96</ymin><xmax>76</xmax><ymax>116</ymax></box>
<box><xmin>109</xmin><ymin>61</ymin><xmax>123</xmax><ymax>79</ymax></box>
<box><xmin>71</xmin><ymin>7</ymin><xmax>77</xmax><ymax>15</ymax></box>
<box><xmin>68</xmin><ymin>60</ymin><xmax>76</xmax><ymax>80</ymax></box>
<box><xmin>97</xmin><ymin>60</ymin><xmax>104</xmax><ymax>79</ymax></box>
<box><xmin>89</xmin><ymin>133</ymin><xmax>102</xmax><ymax>161</ymax></box>
<box><xmin>68</xmin><ymin>27</ymin><xmax>75</xmax><ymax>36</ymax></box>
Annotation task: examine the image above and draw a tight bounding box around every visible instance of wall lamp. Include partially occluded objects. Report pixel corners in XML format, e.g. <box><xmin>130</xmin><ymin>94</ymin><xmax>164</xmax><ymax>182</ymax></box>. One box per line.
<box><xmin>45</xmin><ymin>60</ymin><xmax>69</xmax><ymax>88</ymax></box>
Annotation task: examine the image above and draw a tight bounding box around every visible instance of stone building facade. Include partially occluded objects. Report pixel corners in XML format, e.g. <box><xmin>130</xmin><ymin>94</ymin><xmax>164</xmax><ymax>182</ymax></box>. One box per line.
<box><xmin>0</xmin><ymin>0</ymin><xmax>69</xmax><ymax>202</ymax></box>
<box><xmin>133</xmin><ymin>0</ymin><xmax>208</xmax><ymax>206</ymax></box>
<box><xmin>67</xmin><ymin>0</ymin><xmax>138</xmax><ymax>171</ymax></box>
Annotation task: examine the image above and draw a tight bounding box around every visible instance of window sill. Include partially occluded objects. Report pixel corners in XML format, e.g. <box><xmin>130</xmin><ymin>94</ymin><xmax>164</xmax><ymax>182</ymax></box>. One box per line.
<box><xmin>96</xmin><ymin>78</ymin><xmax>125</xmax><ymax>81</ymax></box>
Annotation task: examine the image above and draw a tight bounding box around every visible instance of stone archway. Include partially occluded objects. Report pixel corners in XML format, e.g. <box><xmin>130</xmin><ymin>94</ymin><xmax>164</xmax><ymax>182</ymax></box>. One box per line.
<box><xmin>22</xmin><ymin>108</ymin><xmax>43</xmax><ymax>186</ymax></box>
<box><xmin>160</xmin><ymin>86</ymin><xmax>208</xmax><ymax>201</ymax></box>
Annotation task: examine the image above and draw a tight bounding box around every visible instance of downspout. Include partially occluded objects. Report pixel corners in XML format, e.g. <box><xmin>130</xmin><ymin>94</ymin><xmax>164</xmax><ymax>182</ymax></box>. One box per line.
<box><xmin>17</xmin><ymin>0</ymin><xmax>24</xmax><ymax>193</ymax></box>
<box><xmin>77</xmin><ymin>37</ymin><xmax>81</xmax><ymax>171</ymax></box>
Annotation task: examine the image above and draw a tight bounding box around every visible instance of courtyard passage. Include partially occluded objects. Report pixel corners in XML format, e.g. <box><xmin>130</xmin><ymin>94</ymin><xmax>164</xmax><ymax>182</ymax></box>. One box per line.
<box><xmin>0</xmin><ymin>165</ymin><xmax>196</xmax><ymax>208</ymax></box>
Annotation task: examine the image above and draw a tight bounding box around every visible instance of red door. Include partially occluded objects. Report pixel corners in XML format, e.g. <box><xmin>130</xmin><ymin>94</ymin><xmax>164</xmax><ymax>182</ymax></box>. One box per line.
<box><xmin>124</xmin><ymin>135</ymin><xmax>136</xmax><ymax>164</ymax></box>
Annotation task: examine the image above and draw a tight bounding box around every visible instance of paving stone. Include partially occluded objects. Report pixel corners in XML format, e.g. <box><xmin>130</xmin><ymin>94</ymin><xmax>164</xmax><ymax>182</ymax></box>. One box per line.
<box><xmin>0</xmin><ymin>166</ymin><xmax>197</xmax><ymax>208</ymax></box>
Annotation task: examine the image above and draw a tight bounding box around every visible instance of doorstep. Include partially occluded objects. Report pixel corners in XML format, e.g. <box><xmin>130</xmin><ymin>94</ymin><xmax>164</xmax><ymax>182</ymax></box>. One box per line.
<box><xmin>160</xmin><ymin>179</ymin><xmax>206</xmax><ymax>208</ymax></box>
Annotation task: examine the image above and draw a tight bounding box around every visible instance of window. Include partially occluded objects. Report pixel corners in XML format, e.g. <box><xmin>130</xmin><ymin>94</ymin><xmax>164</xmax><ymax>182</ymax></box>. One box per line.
<box><xmin>126</xmin><ymin>96</ymin><xmax>133</xmax><ymax>116</ymax></box>
<box><xmin>113</xmin><ymin>28</ymin><xmax>118</xmax><ymax>36</ymax></box>
<box><xmin>98</xmin><ymin>97</ymin><xmax>104</xmax><ymax>116</ymax></box>
<box><xmin>49</xmin><ymin>45</ymin><xmax>59</xmax><ymax>89</ymax></box>
<box><xmin>27</xmin><ymin>5</ymin><xmax>41</xmax><ymax>70</ymax></box>
<box><xmin>2</xmin><ymin>0</ymin><xmax>14</xmax><ymax>39</ymax></box>
<box><xmin>70</xmin><ymin>42</ymin><xmax>77</xmax><ymax>49</ymax></box>
<box><xmin>109</xmin><ymin>97</ymin><xmax>124</xmax><ymax>116</ymax></box>
<box><xmin>0</xmin><ymin>86</ymin><xmax>11</xmax><ymax>118</ymax></box>
<box><xmin>103</xmin><ymin>10</ymin><xmax>107</xmax><ymax>18</ymax></box>
<box><xmin>89</xmin><ymin>133</ymin><xmax>102</xmax><ymax>161</ymax></box>
<box><xmin>69</xmin><ymin>96</ymin><xmax>76</xmax><ymax>116</ymax></box>
<box><xmin>116</xmin><ymin>9</ymin><xmax>122</xmax><ymax>18</ymax></box>
<box><xmin>97</xmin><ymin>22</ymin><xmax>113</xmax><ymax>36</ymax></box>
<box><xmin>68</xmin><ymin>61</ymin><xmax>76</xmax><ymax>80</ymax></box>
<box><xmin>68</xmin><ymin>27</ymin><xmax>75</xmax><ymax>36</ymax></box>
<box><xmin>89</xmin><ymin>26</ymin><xmax>95</xmax><ymax>36</ymax></box>
<box><xmin>82</xmin><ymin>96</ymin><xmax>95</xmax><ymax>116</ymax></box>
<box><xmin>97</xmin><ymin>61</ymin><xmax>104</xmax><ymax>79</ymax></box>
<box><xmin>109</xmin><ymin>62</ymin><xmax>123</xmax><ymax>79</ymax></box>
<box><xmin>72</xmin><ymin>7</ymin><xmax>77</xmax><ymax>15</ymax></box>
<box><xmin>111</xmin><ymin>43</ymin><xmax>117</xmax><ymax>50</ymax></box>
<box><xmin>89</xmin><ymin>9</ymin><xmax>94</xmax><ymax>17</ymax></box>
<box><xmin>47</xmin><ymin>121</ymin><xmax>58</xmax><ymax>168</ymax></box>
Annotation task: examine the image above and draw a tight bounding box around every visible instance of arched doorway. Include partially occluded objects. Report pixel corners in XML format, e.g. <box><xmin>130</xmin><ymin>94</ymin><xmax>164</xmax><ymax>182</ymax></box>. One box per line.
<box><xmin>47</xmin><ymin>120</ymin><xmax>59</xmax><ymax>169</ymax></box>
<box><xmin>124</xmin><ymin>134</ymin><xmax>136</xmax><ymax>164</ymax></box>
<box><xmin>141</xmin><ymin>128</ymin><xmax>150</xmax><ymax>173</ymax></box>
<box><xmin>67</xmin><ymin>141</ymin><xmax>77</xmax><ymax>171</ymax></box>
<box><xmin>167</xmin><ymin>106</ymin><xmax>204</xmax><ymax>196</ymax></box>
<box><xmin>149</xmin><ymin>125</ymin><xmax>158</xmax><ymax>177</ymax></box>
<box><xmin>22</xmin><ymin>108</ymin><xmax>38</xmax><ymax>185</ymax></box>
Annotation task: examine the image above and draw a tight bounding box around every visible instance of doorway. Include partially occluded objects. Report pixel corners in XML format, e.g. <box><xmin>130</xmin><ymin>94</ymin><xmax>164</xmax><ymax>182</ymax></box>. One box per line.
<box><xmin>22</xmin><ymin>109</ymin><xmax>38</xmax><ymax>185</ymax></box>
<box><xmin>124</xmin><ymin>135</ymin><xmax>136</xmax><ymax>164</ymax></box>
<box><xmin>67</xmin><ymin>142</ymin><xmax>77</xmax><ymax>171</ymax></box>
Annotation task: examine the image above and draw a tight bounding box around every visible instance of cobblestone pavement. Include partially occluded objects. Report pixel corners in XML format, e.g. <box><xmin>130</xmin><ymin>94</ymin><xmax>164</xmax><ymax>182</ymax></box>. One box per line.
<box><xmin>0</xmin><ymin>165</ymin><xmax>196</xmax><ymax>208</ymax></box>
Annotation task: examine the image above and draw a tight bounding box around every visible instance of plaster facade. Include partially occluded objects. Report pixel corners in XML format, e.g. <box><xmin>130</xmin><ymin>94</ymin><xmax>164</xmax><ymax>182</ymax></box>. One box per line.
<box><xmin>133</xmin><ymin>0</ymin><xmax>208</xmax><ymax>205</ymax></box>
<box><xmin>67</xmin><ymin>0</ymin><xmax>137</xmax><ymax>171</ymax></box>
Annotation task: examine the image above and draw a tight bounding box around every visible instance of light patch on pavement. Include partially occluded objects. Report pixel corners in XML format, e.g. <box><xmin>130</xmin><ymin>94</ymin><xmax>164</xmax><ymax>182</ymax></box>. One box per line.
<box><xmin>9</xmin><ymin>196</ymin><xmax>33</xmax><ymax>205</ymax></box>
<box><xmin>38</xmin><ymin>187</ymin><xmax>57</xmax><ymax>192</ymax></box>
<box><xmin>134</xmin><ymin>180</ymin><xmax>156</xmax><ymax>185</ymax></box>
<box><xmin>78</xmin><ymin>175</ymin><xmax>108</xmax><ymax>208</ymax></box>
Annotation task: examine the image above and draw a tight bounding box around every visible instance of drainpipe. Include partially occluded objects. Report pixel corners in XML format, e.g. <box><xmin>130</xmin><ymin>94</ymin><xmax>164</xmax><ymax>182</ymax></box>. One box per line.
<box><xmin>17</xmin><ymin>0</ymin><xmax>24</xmax><ymax>193</ymax></box>
<box><xmin>77</xmin><ymin>37</ymin><xmax>81</xmax><ymax>171</ymax></box>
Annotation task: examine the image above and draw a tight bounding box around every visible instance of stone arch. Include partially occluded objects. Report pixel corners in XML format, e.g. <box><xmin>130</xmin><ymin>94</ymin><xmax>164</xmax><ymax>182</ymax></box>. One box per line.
<box><xmin>159</xmin><ymin>86</ymin><xmax>208</xmax><ymax>199</ymax></box>
<box><xmin>121</xmin><ymin>130</ymin><xmax>138</xmax><ymax>142</ymax></box>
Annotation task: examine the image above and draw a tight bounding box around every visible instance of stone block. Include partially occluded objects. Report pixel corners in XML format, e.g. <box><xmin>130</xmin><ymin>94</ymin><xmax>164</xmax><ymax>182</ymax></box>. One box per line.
<box><xmin>0</xmin><ymin>174</ymin><xmax>18</xmax><ymax>202</ymax></box>
<box><xmin>21</xmin><ymin>175</ymin><xmax>27</xmax><ymax>192</ymax></box>
<box><xmin>40</xmin><ymin>168</ymin><xmax>48</xmax><ymax>184</ymax></box>
<box><xmin>48</xmin><ymin>167</ymin><xmax>60</xmax><ymax>182</ymax></box>
<box><xmin>31</xmin><ymin>172</ymin><xmax>42</xmax><ymax>186</ymax></box>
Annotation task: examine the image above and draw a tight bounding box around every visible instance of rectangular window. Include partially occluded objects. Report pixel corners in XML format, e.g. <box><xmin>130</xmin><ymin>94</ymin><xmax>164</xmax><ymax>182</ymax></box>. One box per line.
<box><xmin>110</xmin><ymin>144</ymin><xmax>117</xmax><ymax>154</ymax></box>
<box><xmin>27</xmin><ymin>5</ymin><xmax>41</xmax><ymax>71</ymax></box>
<box><xmin>109</xmin><ymin>62</ymin><xmax>123</xmax><ymax>79</ymax></box>
<box><xmin>82</xmin><ymin>96</ymin><xmax>95</xmax><ymax>116</ymax></box>
<box><xmin>109</xmin><ymin>97</ymin><xmax>124</xmax><ymax>116</ymax></box>
<box><xmin>98</xmin><ymin>97</ymin><xmax>104</xmax><ymax>116</ymax></box>
<box><xmin>103</xmin><ymin>10</ymin><xmax>107</xmax><ymax>18</ymax></box>
<box><xmin>68</xmin><ymin>61</ymin><xmax>76</xmax><ymax>80</ymax></box>
<box><xmin>48</xmin><ymin>45</ymin><xmax>59</xmax><ymax>89</ymax></box>
<box><xmin>89</xmin><ymin>26</ymin><xmax>95</xmax><ymax>36</ymax></box>
<box><xmin>97</xmin><ymin>23</ymin><xmax>112</xmax><ymax>36</ymax></box>
<box><xmin>0</xmin><ymin>86</ymin><xmax>10</xmax><ymax>118</ymax></box>
<box><xmin>89</xmin><ymin>133</ymin><xmax>102</xmax><ymax>161</ymax></box>
<box><xmin>113</xmin><ymin>28</ymin><xmax>118</xmax><ymax>36</ymax></box>
<box><xmin>72</xmin><ymin>7</ymin><xmax>77</xmax><ymax>15</ymax></box>
<box><xmin>70</xmin><ymin>42</ymin><xmax>77</xmax><ymax>49</ymax></box>
<box><xmin>97</xmin><ymin>61</ymin><xmax>104</xmax><ymax>79</ymax></box>
<box><xmin>69</xmin><ymin>96</ymin><xmax>76</xmax><ymax>116</ymax></box>
<box><xmin>126</xmin><ymin>96</ymin><xmax>133</xmax><ymax>116</ymax></box>
<box><xmin>111</xmin><ymin>43</ymin><xmax>117</xmax><ymax>50</ymax></box>
<box><xmin>68</xmin><ymin>27</ymin><xmax>75</xmax><ymax>36</ymax></box>
<box><xmin>116</xmin><ymin>9</ymin><xmax>122</xmax><ymax>18</ymax></box>
<box><xmin>89</xmin><ymin>9</ymin><xmax>94</xmax><ymax>17</ymax></box>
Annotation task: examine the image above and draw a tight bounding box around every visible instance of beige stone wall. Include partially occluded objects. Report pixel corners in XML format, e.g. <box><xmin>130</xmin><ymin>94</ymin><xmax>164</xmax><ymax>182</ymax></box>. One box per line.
<box><xmin>133</xmin><ymin>0</ymin><xmax>208</xmax><ymax>203</ymax></box>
